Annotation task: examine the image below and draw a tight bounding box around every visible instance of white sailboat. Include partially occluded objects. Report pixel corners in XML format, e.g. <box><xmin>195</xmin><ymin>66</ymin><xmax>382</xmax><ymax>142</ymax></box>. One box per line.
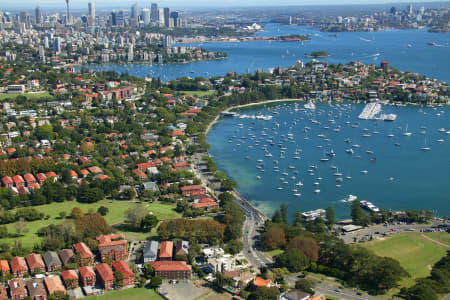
<box><xmin>420</xmin><ymin>137</ymin><xmax>431</xmax><ymax>151</ymax></box>
<box><xmin>403</xmin><ymin>124</ymin><xmax>412</xmax><ymax>136</ymax></box>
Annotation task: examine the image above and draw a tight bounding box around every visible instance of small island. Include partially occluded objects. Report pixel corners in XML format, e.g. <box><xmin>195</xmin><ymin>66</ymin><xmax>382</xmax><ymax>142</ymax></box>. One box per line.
<box><xmin>279</xmin><ymin>34</ymin><xmax>311</xmax><ymax>41</ymax></box>
<box><xmin>304</xmin><ymin>51</ymin><xmax>331</xmax><ymax>58</ymax></box>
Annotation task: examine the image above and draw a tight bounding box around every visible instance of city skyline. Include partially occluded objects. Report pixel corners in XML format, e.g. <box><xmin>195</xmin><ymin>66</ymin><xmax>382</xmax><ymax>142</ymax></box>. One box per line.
<box><xmin>0</xmin><ymin>0</ymin><xmax>448</xmax><ymax>10</ymax></box>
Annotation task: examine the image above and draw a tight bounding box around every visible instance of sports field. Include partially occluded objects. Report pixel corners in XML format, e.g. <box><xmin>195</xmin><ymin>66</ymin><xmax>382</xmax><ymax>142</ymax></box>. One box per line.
<box><xmin>362</xmin><ymin>232</ymin><xmax>448</xmax><ymax>279</ymax></box>
<box><xmin>84</xmin><ymin>288</ymin><xmax>163</xmax><ymax>300</ymax></box>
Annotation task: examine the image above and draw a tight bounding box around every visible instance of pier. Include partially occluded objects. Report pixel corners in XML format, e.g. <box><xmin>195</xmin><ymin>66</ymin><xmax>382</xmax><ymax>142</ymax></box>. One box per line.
<box><xmin>358</xmin><ymin>102</ymin><xmax>382</xmax><ymax>120</ymax></box>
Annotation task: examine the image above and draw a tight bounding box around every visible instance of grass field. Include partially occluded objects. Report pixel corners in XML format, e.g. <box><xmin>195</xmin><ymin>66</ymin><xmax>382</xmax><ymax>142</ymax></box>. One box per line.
<box><xmin>179</xmin><ymin>90</ymin><xmax>216</xmax><ymax>97</ymax></box>
<box><xmin>84</xmin><ymin>288</ymin><xmax>163</xmax><ymax>300</ymax></box>
<box><xmin>2</xmin><ymin>200</ymin><xmax>179</xmax><ymax>248</ymax></box>
<box><xmin>424</xmin><ymin>231</ymin><xmax>450</xmax><ymax>247</ymax></box>
<box><xmin>362</xmin><ymin>232</ymin><xmax>448</xmax><ymax>279</ymax></box>
<box><xmin>0</xmin><ymin>92</ymin><xmax>53</xmax><ymax>101</ymax></box>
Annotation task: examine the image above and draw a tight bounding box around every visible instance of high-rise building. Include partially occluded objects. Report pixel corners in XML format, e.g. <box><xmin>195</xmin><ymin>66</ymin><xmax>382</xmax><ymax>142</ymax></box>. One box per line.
<box><xmin>170</xmin><ymin>11</ymin><xmax>181</xmax><ymax>27</ymax></box>
<box><xmin>111</xmin><ymin>10</ymin><xmax>125</xmax><ymax>26</ymax></box>
<box><xmin>158</xmin><ymin>8</ymin><xmax>165</xmax><ymax>26</ymax></box>
<box><xmin>54</xmin><ymin>37</ymin><xmax>61</xmax><ymax>53</ymax></box>
<box><xmin>128</xmin><ymin>44</ymin><xmax>134</xmax><ymax>62</ymax></box>
<box><xmin>131</xmin><ymin>3</ymin><xmax>139</xmax><ymax>20</ymax></box>
<box><xmin>88</xmin><ymin>2</ymin><xmax>95</xmax><ymax>26</ymax></box>
<box><xmin>65</xmin><ymin>0</ymin><xmax>71</xmax><ymax>25</ymax></box>
<box><xmin>141</xmin><ymin>8</ymin><xmax>151</xmax><ymax>25</ymax></box>
<box><xmin>35</xmin><ymin>6</ymin><xmax>43</xmax><ymax>25</ymax></box>
<box><xmin>39</xmin><ymin>45</ymin><xmax>45</xmax><ymax>63</ymax></box>
<box><xmin>150</xmin><ymin>3</ymin><xmax>158</xmax><ymax>23</ymax></box>
<box><xmin>163</xmin><ymin>8</ymin><xmax>170</xmax><ymax>27</ymax></box>
<box><xmin>407</xmin><ymin>4</ymin><xmax>413</xmax><ymax>15</ymax></box>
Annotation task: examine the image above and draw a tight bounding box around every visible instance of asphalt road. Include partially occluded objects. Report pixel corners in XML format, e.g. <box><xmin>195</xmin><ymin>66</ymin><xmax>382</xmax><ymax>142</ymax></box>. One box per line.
<box><xmin>314</xmin><ymin>283</ymin><xmax>381</xmax><ymax>300</ymax></box>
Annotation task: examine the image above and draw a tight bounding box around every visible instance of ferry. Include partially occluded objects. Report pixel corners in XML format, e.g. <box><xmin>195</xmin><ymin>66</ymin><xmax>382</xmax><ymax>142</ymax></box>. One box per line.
<box><xmin>360</xmin><ymin>200</ymin><xmax>380</xmax><ymax>212</ymax></box>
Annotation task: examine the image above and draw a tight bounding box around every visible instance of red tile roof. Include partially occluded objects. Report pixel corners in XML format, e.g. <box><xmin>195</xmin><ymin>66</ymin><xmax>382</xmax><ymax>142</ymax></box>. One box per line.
<box><xmin>96</xmin><ymin>263</ymin><xmax>114</xmax><ymax>281</ymax></box>
<box><xmin>73</xmin><ymin>243</ymin><xmax>94</xmax><ymax>259</ymax></box>
<box><xmin>10</xmin><ymin>257</ymin><xmax>27</xmax><ymax>273</ymax></box>
<box><xmin>96</xmin><ymin>234</ymin><xmax>126</xmax><ymax>248</ymax></box>
<box><xmin>44</xmin><ymin>276</ymin><xmax>66</xmax><ymax>295</ymax></box>
<box><xmin>253</xmin><ymin>277</ymin><xmax>271</xmax><ymax>287</ymax></box>
<box><xmin>23</xmin><ymin>173</ymin><xmax>36</xmax><ymax>183</ymax></box>
<box><xmin>159</xmin><ymin>241</ymin><xmax>173</xmax><ymax>259</ymax></box>
<box><xmin>0</xmin><ymin>260</ymin><xmax>9</xmax><ymax>273</ymax></box>
<box><xmin>151</xmin><ymin>261</ymin><xmax>192</xmax><ymax>272</ymax></box>
<box><xmin>61</xmin><ymin>269</ymin><xmax>78</xmax><ymax>281</ymax></box>
<box><xmin>78</xmin><ymin>266</ymin><xmax>95</xmax><ymax>278</ymax></box>
<box><xmin>12</xmin><ymin>175</ymin><xmax>24</xmax><ymax>184</ymax></box>
<box><xmin>26</xmin><ymin>253</ymin><xmax>45</xmax><ymax>270</ymax></box>
<box><xmin>1</xmin><ymin>176</ymin><xmax>13</xmax><ymax>184</ymax></box>
<box><xmin>112</xmin><ymin>261</ymin><xmax>134</xmax><ymax>278</ymax></box>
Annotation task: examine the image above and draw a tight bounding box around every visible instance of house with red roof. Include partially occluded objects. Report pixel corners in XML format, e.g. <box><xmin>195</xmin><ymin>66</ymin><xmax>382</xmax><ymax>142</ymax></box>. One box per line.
<box><xmin>12</xmin><ymin>175</ymin><xmax>25</xmax><ymax>188</ymax></box>
<box><xmin>180</xmin><ymin>185</ymin><xmax>206</xmax><ymax>197</ymax></box>
<box><xmin>96</xmin><ymin>234</ymin><xmax>127</xmax><ymax>262</ymax></box>
<box><xmin>36</xmin><ymin>173</ymin><xmax>47</xmax><ymax>185</ymax></box>
<box><xmin>88</xmin><ymin>166</ymin><xmax>103</xmax><ymax>174</ymax></box>
<box><xmin>0</xmin><ymin>260</ymin><xmax>10</xmax><ymax>275</ymax></box>
<box><xmin>192</xmin><ymin>198</ymin><xmax>218</xmax><ymax>211</ymax></box>
<box><xmin>133</xmin><ymin>169</ymin><xmax>147</xmax><ymax>180</ymax></box>
<box><xmin>23</xmin><ymin>174</ymin><xmax>37</xmax><ymax>187</ymax></box>
<box><xmin>0</xmin><ymin>285</ymin><xmax>7</xmax><ymax>300</ymax></box>
<box><xmin>172</xmin><ymin>161</ymin><xmax>189</xmax><ymax>171</ymax></box>
<box><xmin>45</xmin><ymin>172</ymin><xmax>58</xmax><ymax>182</ymax></box>
<box><xmin>1</xmin><ymin>176</ymin><xmax>13</xmax><ymax>188</ymax></box>
<box><xmin>136</xmin><ymin>162</ymin><xmax>156</xmax><ymax>171</ymax></box>
<box><xmin>170</xmin><ymin>130</ymin><xmax>184</xmax><ymax>137</ymax></box>
<box><xmin>26</xmin><ymin>254</ymin><xmax>45</xmax><ymax>274</ymax></box>
<box><xmin>252</xmin><ymin>277</ymin><xmax>272</xmax><ymax>288</ymax></box>
<box><xmin>78</xmin><ymin>266</ymin><xmax>96</xmax><ymax>287</ymax></box>
<box><xmin>151</xmin><ymin>261</ymin><xmax>192</xmax><ymax>280</ymax></box>
<box><xmin>80</xmin><ymin>169</ymin><xmax>89</xmax><ymax>178</ymax></box>
<box><xmin>95</xmin><ymin>263</ymin><xmax>114</xmax><ymax>290</ymax></box>
<box><xmin>159</xmin><ymin>241</ymin><xmax>173</xmax><ymax>261</ymax></box>
<box><xmin>112</xmin><ymin>261</ymin><xmax>135</xmax><ymax>288</ymax></box>
<box><xmin>10</xmin><ymin>257</ymin><xmax>28</xmax><ymax>277</ymax></box>
<box><xmin>60</xmin><ymin>269</ymin><xmax>79</xmax><ymax>289</ymax></box>
<box><xmin>44</xmin><ymin>276</ymin><xmax>66</xmax><ymax>296</ymax></box>
<box><xmin>73</xmin><ymin>243</ymin><xmax>94</xmax><ymax>266</ymax></box>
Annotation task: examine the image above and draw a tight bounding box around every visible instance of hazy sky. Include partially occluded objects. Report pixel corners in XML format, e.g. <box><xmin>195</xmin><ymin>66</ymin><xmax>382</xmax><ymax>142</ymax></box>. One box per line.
<box><xmin>1</xmin><ymin>0</ymin><xmax>447</xmax><ymax>10</ymax></box>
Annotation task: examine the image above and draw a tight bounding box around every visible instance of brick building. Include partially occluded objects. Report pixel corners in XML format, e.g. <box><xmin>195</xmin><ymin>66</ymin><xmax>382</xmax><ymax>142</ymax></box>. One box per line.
<box><xmin>151</xmin><ymin>261</ymin><xmax>192</xmax><ymax>280</ymax></box>
<box><xmin>73</xmin><ymin>243</ymin><xmax>94</xmax><ymax>266</ymax></box>
<box><xmin>10</xmin><ymin>257</ymin><xmax>28</xmax><ymax>277</ymax></box>
<box><xmin>26</xmin><ymin>254</ymin><xmax>45</xmax><ymax>274</ymax></box>
<box><xmin>158</xmin><ymin>241</ymin><xmax>173</xmax><ymax>261</ymax></box>
<box><xmin>78</xmin><ymin>266</ymin><xmax>96</xmax><ymax>287</ymax></box>
<box><xmin>60</xmin><ymin>270</ymin><xmax>79</xmax><ymax>289</ymax></box>
<box><xmin>95</xmin><ymin>263</ymin><xmax>114</xmax><ymax>290</ymax></box>
<box><xmin>96</xmin><ymin>234</ymin><xmax>127</xmax><ymax>262</ymax></box>
<box><xmin>9</xmin><ymin>278</ymin><xmax>27</xmax><ymax>300</ymax></box>
<box><xmin>112</xmin><ymin>261</ymin><xmax>135</xmax><ymax>288</ymax></box>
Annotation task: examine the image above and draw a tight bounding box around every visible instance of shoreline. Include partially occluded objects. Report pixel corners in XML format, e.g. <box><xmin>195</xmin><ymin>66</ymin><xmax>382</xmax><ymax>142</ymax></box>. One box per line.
<box><xmin>203</xmin><ymin>98</ymin><xmax>304</xmax><ymax>219</ymax></box>
<box><xmin>205</xmin><ymin>98</ymin><xmax>304</xmax><ymax>135</ymax></box>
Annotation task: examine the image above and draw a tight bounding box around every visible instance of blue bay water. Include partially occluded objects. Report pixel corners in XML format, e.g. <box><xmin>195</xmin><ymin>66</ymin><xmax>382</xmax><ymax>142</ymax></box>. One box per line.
<box><xmin>84</xmin><ymin>23</ymin><xmax>450</xmax><ymax>83</ymax></box>
<box><xmin>207</xmin><ymin>102</ymin><xmax>450</xmax><ymax>219</ymax></box>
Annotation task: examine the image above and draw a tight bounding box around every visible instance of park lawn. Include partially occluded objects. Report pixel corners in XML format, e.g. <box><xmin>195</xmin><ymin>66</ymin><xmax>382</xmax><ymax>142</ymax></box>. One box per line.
<box><xmin>0</xmin><ymin>92</ymin><xmax>53</xmax><ymax>101</ymax></box>
<box><xmin>362</xmin><ymin>232</ymin><xmax>447</xmax><ymax>279</ymax></box>
<box><xmin>266</xmin><ymin>249</ymin><xmax>283</xmax><ymax>259</ymax></box>
<box><xmin>84</xmin><ymin>288</ymin><xmax>163</xmax><ymax>300</ymax></box>
<box><xmin>424</xmin><ymin>231</ymin><xmax>450</xmax><ymax>247</ymax></box>
<box><xmin>179</xmin><ymin>90</ymin><xmax>216</xmax><ymax>97</ymax></box>
<box><xmin>3</xmin><ymin>200</ymin><xmax>179</xmax><ymax>248</ymax></box>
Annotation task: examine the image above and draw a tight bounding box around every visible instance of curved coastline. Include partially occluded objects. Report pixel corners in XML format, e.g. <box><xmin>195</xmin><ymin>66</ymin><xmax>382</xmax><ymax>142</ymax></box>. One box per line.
<box><xmin>204</xmin><ymin>98</ymin><xmax>304</xmax><ymax>219</ymax></box>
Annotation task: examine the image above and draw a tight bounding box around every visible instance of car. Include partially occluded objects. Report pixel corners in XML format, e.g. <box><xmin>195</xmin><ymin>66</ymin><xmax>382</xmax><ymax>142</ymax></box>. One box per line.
<box><xmin>248</xmin><ymin>250</ymin><xmax>251</xmax><ymax>253</ymax></box>
<box><xmin>335</xmin><ymin>288</ymin><xmax>342</xmax><ymax>292</ymax></box>
<box><xmin>356</xmin><ymin>292</ymin><xmax>362</xmax><ymax>295</ymax></box>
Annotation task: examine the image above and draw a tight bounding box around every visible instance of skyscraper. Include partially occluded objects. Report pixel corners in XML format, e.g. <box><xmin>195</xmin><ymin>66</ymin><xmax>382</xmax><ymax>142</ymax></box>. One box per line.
<box><xmin>35</xmin><ymin>6</ymin><xmax>42</xmax><ymax>25</ymax></box>
<box><xmin>163</xmin><ymin>8</ymin><xmax>170</xmax><ymax>27</ymax></box>
<box><xmin>65</xmin><ymin>0</ymin><xmax>71</xmax><ymax>25</ymax></box>
<box><xmin>111</xmin><ymin>10</ymin><xmax>125</xmax><ymax>27</ymax></box>
<box><xmin>88</xmin><ymin>2</ymin><xmax>95</xmax><ymax>26</ymax></box>
<box><xmin>131</xmin><ymin>3</ymin><xmax>139</xmax><ymax>20</ymax></box>
<box><xmin>151</xmin><ymin>3</ymin><xmax>158</xmax><ymax>24</ymax></box>
<box><xmin>141</xmin><ymin>8</ymin><xmax>151</xmax><ymax>25</ymax></box>
<box><xmin>158</xmin><ymin>8</ymin><xmax>165</xmax><ymax>27</ymax></box>
<box><xmin>407</xmin><ymin>4</ymin><xmax>413</xmax><ymax>15</ymax></box>
<box><xmin>54</xmin><ymin>37</ymin><xmax>61</xmax><ymax>53</ymax></box>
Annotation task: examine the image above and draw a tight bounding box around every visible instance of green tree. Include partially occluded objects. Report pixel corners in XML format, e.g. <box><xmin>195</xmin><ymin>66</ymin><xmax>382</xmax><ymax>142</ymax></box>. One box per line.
<box><xmin>115</xmin><ymin>270</ymin><xmax>124</xmax><ymax>287</ymax></box>
<box><xmin>275</xmin><ymin>248</ymin><xmax>309</xmax><ymax>272</ymax></box>
<box><xmin>272</xmin><ymin>209</ymin><xmax>283</xmax><ymax>224</ymax></box>
<box><xmin>280</xmin><ymin>203</ymin><xmax>288</xmax><ymax>224</ymax></box>
<box><xmin>150</xmin><ymin>276</ymin><xmax>162</xmax><ymax>289</ymax></box>
<box><xmin>326</xmin><ymin>205</ymin><xmax>336</xmax><ymax>228</ymax></box>
<box><xmin>404</xmin><ymin>283</ymin><xmax>438</xmax><ymax>300</ymax></box>
<box><xmin>140</xmin><ymin>215</ymin><xmax>159</xmax><ymax>232</ymax></box>
<box><xmin>295</xmin><ymin>279</ymin><xmax>315</xmax><ymax>294</ymax></box>
<box><xmin>293</xmin><ymin>208</ymin><xmax>303</xmax><ymax>227</ymax></box>
<box><xmin>97</xmin><ymin>206</ymin><xmax>109</xmax><ymax>216</ymax></box>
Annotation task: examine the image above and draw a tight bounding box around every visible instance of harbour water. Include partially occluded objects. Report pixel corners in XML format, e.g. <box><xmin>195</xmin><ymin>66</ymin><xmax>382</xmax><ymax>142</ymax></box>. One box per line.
<box><xmin>84</xmin><ymin>24</ymin><xmax>450</xmax><ymax>83</ymax></box>
<box><xmin>207</xmin><ymin>102</ymin><xmax>450</xmax><ymax>219</ymax></box>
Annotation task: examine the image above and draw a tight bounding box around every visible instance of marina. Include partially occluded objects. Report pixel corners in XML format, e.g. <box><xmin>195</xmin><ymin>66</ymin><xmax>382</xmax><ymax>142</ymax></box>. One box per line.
<box><xmin>208</xmin><ymin>101</ymin><xmax>450</xmax><ymax>219</ymax></box>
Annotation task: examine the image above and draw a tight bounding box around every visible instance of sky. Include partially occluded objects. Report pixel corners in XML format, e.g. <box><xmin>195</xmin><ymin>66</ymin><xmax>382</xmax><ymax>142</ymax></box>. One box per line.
<box><xmin>0</xmin><ymin>0</ymin><xmax>448</xmax><ymax>10</ymax></box>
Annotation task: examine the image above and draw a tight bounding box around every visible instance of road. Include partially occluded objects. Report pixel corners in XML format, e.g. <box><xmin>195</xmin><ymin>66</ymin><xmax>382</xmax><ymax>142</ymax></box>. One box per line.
<box><xmin>233</xmin><ymin>192</ymin><xmax>272</xmax><ymax>269</ymax></box>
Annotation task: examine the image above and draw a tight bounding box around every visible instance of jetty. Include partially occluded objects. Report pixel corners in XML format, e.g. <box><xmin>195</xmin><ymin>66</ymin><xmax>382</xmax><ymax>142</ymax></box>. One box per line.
<box><xmin>358</xmin><ymin>102</ymin><xmax>382</xmax><ymax>120</ymax></box>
